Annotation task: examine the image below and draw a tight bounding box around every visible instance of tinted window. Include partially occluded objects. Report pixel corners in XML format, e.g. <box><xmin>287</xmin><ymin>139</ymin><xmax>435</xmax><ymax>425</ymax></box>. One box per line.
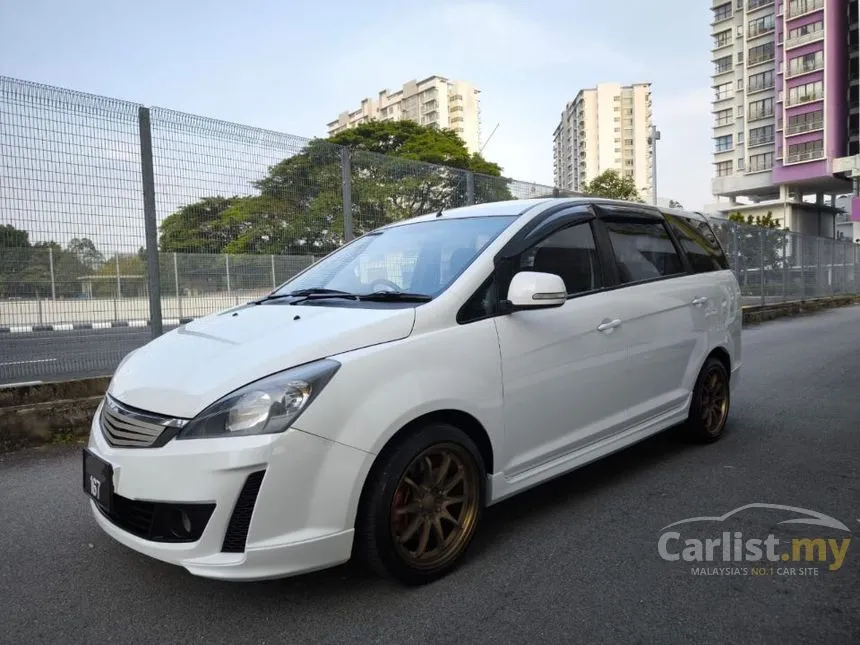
<box><xmin>605</xmin><ymin>220</ymin><xmax>684</xmax><ymax>283</ymax></box>
<box><xmin>518</xmin><ymin>222</ymin><xmax>602</xmax><ymax>295</ymax></box>
<box><xmin>665</xmin><ymin>214</ymin><xmax>730</xmax><ymax>273</ymax></box>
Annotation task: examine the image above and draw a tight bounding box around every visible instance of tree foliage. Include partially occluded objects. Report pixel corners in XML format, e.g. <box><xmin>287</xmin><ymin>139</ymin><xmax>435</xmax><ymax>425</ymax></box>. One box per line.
<box><xmin>158</xmin><ymin>120</ymin><xmax>514</xmax><ymax>255</ymax></box>
<box><xmin>581</xmin><ymin>169</ymin><xmax>643</xmax><ymax>202</ymax></box>
<box><xmin>727</xmin><ymin>211</ymin><xmax>791</xmax><ymax>285</ymax></box>
<box><xmin>0</xmin><ymin>224</ymin><xmax>106</xmax><ymax>298</ymax></box>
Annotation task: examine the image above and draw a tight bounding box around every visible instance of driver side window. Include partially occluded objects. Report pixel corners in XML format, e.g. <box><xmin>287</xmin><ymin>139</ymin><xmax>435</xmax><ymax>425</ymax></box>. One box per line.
<box><xmin>518</xmin><ymin>221</ymin><xmax>603</xmax><ymax>296</ymax></box>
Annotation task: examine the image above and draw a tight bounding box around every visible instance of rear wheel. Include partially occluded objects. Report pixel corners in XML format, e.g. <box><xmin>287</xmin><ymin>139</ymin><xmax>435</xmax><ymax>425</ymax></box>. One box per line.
<box><xmin>354</xmin><ymin>423</ymin><xmax>485</xmax><ymax>586</ymax></box>
<box><xmin>685</xmin><ymin>356</ymin><xmax>731</xmax><ymax>443</ymax></box>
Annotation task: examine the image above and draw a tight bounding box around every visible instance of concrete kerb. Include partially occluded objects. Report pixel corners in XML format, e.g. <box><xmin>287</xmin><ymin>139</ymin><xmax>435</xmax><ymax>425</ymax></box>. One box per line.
<box><xmin>0</xmin><ymin>317</ymin><xmax>196</xmax><ymax>334</ymax></box>
<box><xmin>1</xmin><ymin>293</ymin><xmax>859</xmax><ymax>455</ymax></box>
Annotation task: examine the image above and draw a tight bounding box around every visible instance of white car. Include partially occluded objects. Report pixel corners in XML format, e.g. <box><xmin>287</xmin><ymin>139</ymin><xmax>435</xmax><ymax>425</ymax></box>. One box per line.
<box><xmin>82</xmin><ymin>197</ymin><xmax>742</xmax><ymax>586</ymax></box>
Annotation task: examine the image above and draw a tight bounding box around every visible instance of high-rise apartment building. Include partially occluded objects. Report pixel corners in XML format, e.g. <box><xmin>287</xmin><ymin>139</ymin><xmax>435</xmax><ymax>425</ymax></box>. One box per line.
<box><xmin>709</xmin><ymin>0</ymin><xmax>860</xmax><ymax>235</ymax></box>
<box><xmin>552</xmin><ymin>83</ymin><xmax>654</xmax><ymax>201</ymax></box>
<box><xmin>326</xmin><ymin>76</ymin><xmax>482</xmax><ymax>154</ymax></box>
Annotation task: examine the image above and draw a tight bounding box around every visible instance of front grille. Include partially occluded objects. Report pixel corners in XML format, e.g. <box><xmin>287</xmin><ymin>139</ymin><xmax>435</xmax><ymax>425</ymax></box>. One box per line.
<box><xmin>100</xmin><ymin>395</ymin><xmax>186</xmax><ymax>448</ymax></box>
<box><xmin>94</xmin><ymin>494</ymin><xmax>215</xmax><ymax>543</ymax></box>
<box><xmin>222</xmin><ymin>470</ymin><xmax>266</xmax><ymax>553</ymax></box>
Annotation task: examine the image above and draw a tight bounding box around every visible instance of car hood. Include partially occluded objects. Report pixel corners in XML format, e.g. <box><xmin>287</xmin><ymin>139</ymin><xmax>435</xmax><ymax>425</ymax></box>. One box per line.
<box><xmin>108</xmin><ymin>303</ymin><xmax>416</xmax><ymax>418</ymax></box>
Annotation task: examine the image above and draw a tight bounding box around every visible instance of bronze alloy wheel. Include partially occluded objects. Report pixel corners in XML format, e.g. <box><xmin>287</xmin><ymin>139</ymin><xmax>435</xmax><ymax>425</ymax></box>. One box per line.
<box><xmin>699</xmin><ymin>363</ymin><xmax>729</xmax><ymax>435</ymax></box>
<box><xmin>389</xmin><ymin>442</ymin><xmax>480</xmax><ymax>571</ymax></box>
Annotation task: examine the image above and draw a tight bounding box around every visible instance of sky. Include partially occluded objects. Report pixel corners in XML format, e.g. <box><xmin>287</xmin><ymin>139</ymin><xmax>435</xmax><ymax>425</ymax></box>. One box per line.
<box><xmin>0</xmin><ymin>0</ymin><xmax>716</xmax><ymax>217</ymax></box>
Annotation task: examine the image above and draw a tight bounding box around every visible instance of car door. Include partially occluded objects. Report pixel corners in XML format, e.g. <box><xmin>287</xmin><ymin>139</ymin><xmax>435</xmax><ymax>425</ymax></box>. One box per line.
<box><xmin>591</xmin><ymin>205</ymin><xmax>704</xmax><ymax>428</ymax></box>
<box><xmin>491</xmin><ymin>211</ymin><xmax>631</xmax><ymax>478</ymax></box>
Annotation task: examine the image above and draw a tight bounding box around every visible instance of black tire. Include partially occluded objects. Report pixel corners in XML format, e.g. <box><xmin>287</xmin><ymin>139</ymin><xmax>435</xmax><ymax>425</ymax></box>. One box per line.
<box><xmin>685</xmin><ymin>356</ymin><xmax>731</xmax><ymax>443</ymax></box>
<box><xmin>354</xmin><ymin>422</ymin><xmax>486</xmax><ymax>586</ymax></box>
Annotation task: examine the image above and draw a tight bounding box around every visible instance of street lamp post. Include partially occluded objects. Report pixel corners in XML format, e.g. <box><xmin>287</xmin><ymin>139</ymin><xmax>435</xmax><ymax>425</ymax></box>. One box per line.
<box><xmin>648</xmin><ymin>125</ymin><xmax>661</xmax><ymax>206</ymax></box>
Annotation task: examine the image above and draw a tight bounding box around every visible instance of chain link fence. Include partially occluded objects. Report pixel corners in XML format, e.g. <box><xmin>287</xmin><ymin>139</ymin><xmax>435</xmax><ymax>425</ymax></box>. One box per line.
<box><xmin>1</xmin><ymin>75</ymin><xmax>859</xmax><ymax>384</ymax></box>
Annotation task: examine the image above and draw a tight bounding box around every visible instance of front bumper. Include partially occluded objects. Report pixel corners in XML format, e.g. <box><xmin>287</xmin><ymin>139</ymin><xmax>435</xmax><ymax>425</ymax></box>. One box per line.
<box><xmin>85</xmin><ymin>400</ymin><xmax>375</xmax><ymax>581</ymax></box>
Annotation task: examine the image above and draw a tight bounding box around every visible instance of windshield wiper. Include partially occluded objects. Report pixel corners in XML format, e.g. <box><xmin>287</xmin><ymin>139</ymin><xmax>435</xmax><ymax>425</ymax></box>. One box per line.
<box><xmin>251</xmin><ymin>288</ymin><xmax>359</xmax><ymax>304</ymax></box>
<box><xmin>357</xmin><ymin>291</ymin><xmax>432</xmax><ymax>302</ymax></box>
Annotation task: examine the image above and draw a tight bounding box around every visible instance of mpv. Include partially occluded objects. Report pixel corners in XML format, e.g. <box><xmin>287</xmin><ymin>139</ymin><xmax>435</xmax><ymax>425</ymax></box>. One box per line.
<box><xmin>82</xmin><ymin>197</ymin><xmax>742</xmax><ymax>586</ymax></box>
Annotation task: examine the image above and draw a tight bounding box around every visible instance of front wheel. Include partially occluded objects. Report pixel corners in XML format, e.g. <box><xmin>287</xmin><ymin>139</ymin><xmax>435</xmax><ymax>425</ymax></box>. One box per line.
<box><xmin>685</xmin><ymin>356</ymin><xmax>731</xmax><ymax>443</ymax></box>
<box><xmin>354</xmin><ymin>423</ymin><xmax>486</xmax><ymax>586</ymax></box>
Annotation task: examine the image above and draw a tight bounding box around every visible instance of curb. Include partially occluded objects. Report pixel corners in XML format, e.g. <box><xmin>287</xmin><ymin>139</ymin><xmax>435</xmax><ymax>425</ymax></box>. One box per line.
<box><xmin>741</xmin><ymin>295</ymin><xmax>860</xmax><ymax>325</ymax></box>
<box><xmin>0</xmin><ymin>317</ymin><xmax>196</xmax><ymax>334</ymax></box>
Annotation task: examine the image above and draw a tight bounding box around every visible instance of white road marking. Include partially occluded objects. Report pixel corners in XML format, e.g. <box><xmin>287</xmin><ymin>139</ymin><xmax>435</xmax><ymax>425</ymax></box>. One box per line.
<box><xmin>0</xmin><ymin>358</ymin><xmax>58</xmax><ymax>367</ymax></box>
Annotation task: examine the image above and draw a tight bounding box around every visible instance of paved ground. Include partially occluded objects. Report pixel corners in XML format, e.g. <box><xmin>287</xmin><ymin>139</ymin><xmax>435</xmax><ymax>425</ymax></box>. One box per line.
<box><xmin>1</xmin><ymin>307</ymin><xmax>859</xmax><ymax>644</ymax></box>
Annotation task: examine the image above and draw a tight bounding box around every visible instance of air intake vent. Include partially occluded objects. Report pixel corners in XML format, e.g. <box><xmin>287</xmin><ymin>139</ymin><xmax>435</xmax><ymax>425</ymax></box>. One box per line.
<box><xmin>221</xmin><ymin>470</ymin><xmax>266</xmax><ymax>553</ymax></box>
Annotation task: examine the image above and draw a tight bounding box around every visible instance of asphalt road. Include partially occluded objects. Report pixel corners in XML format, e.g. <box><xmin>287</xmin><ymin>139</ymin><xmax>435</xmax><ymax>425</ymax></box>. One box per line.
<box><xmin>1</xmin><ymin>307</ymin><xmax>859</xmax><ymax>644</ymax></box>
<box><xmin>0</xmin><ymin>327</ymin><xmax>170</xmax><ymax>386</ymax></box>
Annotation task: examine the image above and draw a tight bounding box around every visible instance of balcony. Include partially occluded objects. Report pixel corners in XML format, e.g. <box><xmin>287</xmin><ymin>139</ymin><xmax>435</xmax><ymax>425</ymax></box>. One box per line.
<box><xmin>748</xmin><ymin>0</ymin><xmax>775</xmax><ymax>9</ymax></box>
<box><xmin>786</xmin><ymin>89</ymin><xmax>824</xmax><ymax>106</ymax></box>
<box><xmin>786</xmin><ymin>117</ymin><xmax>823</xmax><ymax>134</ymax></box>
<box><xmin>785</xmin><ymin>148</ymin><xmax>825</xmax><ymax>163</ymax></box>
<box><xmin>787</xmin><ymin>60</ymin><xmax>824</xmax><ymax>78</ymax></box>
<box><xmin>787</xmin><ymin>0</ymin><xmax>824</xmax><ymax>20</ymax></box>
<box><xmin>785</xmin><ymin>28</ymin><xmax>824</xmax><ymax>49</ymax></box>
<box><xmin>748</xmin><ymin>53</ymin><xmax>775</xmax><ymax>67</ymax></box>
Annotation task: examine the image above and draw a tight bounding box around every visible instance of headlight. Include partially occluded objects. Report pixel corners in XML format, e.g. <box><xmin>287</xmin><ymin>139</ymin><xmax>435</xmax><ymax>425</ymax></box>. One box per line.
<box><xmin>176</xmin><ymin>359</ymin><xmax>340</xmax><ymax>440</ymax></box>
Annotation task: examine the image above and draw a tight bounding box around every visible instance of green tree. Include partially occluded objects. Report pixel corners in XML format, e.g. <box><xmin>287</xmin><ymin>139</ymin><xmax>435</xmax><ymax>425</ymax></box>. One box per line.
<box><xmin>581</xmin><ymin>169</ymin><xmax>643</xmax><ymax>202</ymax></box>
<box><xmin>158</xmin><ymin>121</ymin><xmax>513</xmax><ymax>255</ymax></box>
<box><xmin>668</xmin><ymin>199</ymin><xmax>683</xmax><ymax>209</ymax></box>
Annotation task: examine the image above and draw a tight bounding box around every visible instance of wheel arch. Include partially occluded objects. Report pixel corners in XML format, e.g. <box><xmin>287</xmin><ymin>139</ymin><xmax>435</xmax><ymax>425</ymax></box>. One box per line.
<box><xmin>352</xmin><ymin>409</ymin><xmax>495</xmax><ymax>528</ymax></box>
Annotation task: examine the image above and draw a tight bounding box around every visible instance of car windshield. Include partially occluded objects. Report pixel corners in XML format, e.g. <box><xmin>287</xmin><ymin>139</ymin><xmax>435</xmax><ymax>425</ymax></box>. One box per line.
<box><xmin>272</xmin><ymin>215</ymin><xmax>518</xmax><ymax>299</ymax></box>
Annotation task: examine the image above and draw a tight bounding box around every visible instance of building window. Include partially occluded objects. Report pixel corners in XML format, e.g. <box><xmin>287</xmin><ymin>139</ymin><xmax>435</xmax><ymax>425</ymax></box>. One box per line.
<box><xmin>715</xmin><ymin>108</ymin><xmax>733</xmax><ymax>126</ymax></box>
<box><xmin>738</xmin><ymin>79</ymin><xmax>745</xmax><ymax>90</ymax></box>
<box><xmin>738</xmin><ymin>158</ymin><xmax>745</xmax><ymax>170</ymax></box>
<box><xmin>714</xmin><ymin>82</ymin><xmax>733</xmax><ymax>101</ymax></box>
<box><xmin>787</xmin><ymin>20</ymin><xmax>824</xmax><ymax>46</ymax></box>
<box><xmin>786</xmin><ymin>139</ymin><xmax>824</xmax><ymax>163</ymax></box>
<box><xmin>748</xmin><ymin>97</ymin><xmax>774</xmax><ymax>121</ymax></box>
<box><xmin>714</xmin><ymin>30</ymin><xmax>732</xmax><ymax>47</ymax></box>
<box><xmin>715</xmin><ymin>134</ymin><xmax>734</xmax><ymax>152</ymax></box>
<box><xmin>715</xmin><ymin>160</ymin><xmax>733</xmax><ymax>176</ymax></box>
<box><xmin>737</xmin><ymin>131</ymin><xmax>744</xmax><ymax>144</ymax></box>
<box><xmin>713</xmin><ymin>3</ymin><xmax>732</xmax><ymax>21</ymax></box>
<box><xmin>748</xmin><ymin>152</ymin><xmax>774</xmax><ymax>172</ymax></box>
<box><xmin>749</xmin><ymin>124</ymin><xmax>775</xmax><ymax>147</ymax></box>
<box><xmin>787</xmin><ymin>109</ymin><xmax>824</xmax><ymax>134</ymax></box>
<box><xmin>748</xmin><ymin>42</ymin><xmax>775</xmax><ymax>66</ymax></box>
<box><xmin>787</xmin><ymin>80</ymin><xmax>824</xmax><ymax>105</ymax></box>
<box><xmin>787</xmin><ymin>0</ymin><xmax>824</xmax><ymax>19</ymax></box>
<box><xmin>788</xmin><ymin>50</ymin><xmax>824</xmax><ymax>76</ymax></box>
<box><xmin>748</xmin><ymin>14</ymin><xmax>775</xmax><ymax>38</ymax></box>
<box><xmin>715</xmin><ymin>56</ymin><xmax>732</xmax><ymax>74</ymax></box>
<box><xmin>748</xmin><ymin>69</ymin><xmax>775</xmax><ymax>92</ymax></box>
<box><xmin>748</xmin><ymin>0</ymin><xmax>775</xmax><ymax>8</ymax></box>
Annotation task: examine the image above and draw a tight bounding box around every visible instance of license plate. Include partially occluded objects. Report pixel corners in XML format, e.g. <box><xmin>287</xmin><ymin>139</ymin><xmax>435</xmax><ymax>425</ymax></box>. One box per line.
<box><xmin>82</xmin><ymin>448</ymin><xmax>114</xmax><ymax>512</ymax></box>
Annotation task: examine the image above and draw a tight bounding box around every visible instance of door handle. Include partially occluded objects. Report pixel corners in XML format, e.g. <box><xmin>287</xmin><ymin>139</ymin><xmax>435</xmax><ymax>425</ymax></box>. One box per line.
<box><xmin>597</xmin><ymin>318</ymin><xmax>622</xmax><ymax>332</ymax></box>
<box><xmin>692</xmin><ymin>296</ymin><xmax>708</xmax><ymax>306</ymax></box>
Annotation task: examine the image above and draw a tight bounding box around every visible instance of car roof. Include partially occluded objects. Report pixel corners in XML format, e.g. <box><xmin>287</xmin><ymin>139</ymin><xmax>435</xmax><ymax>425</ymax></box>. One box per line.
<box><xmin>380</xmin><ymin>197</ymin><xmax>710</xmax><ymax>229</ymax></box>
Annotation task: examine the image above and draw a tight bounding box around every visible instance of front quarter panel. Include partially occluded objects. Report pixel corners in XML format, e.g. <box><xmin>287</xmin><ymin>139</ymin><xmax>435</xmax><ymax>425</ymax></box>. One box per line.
<box><xmin>291</xmin><ymin>317</ymin><xmax>505</xmax><ymax>466</ymax></box>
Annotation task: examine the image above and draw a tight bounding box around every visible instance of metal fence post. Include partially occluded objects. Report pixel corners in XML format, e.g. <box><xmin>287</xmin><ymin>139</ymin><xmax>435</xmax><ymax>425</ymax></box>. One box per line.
<box><xmin>465</xmin><ymin>171</ymin><xmax>476</xmax><ymax>205</ymax></box>
<box><xmin>759</xmin><ymin>229</ymin><xmax>765</xmax><ymax>308</ymax></box>
<box><xmin>47</xmin><ymin>246</ymin><xmax>56</xmax><ymax>300</ymax></box>
<box><xmin>270</xmin><ymin>255</ymin><xmax>277</xmax><ymax>290</ymax></box>
<box><xmin>341</xmin><ymin>148</ymin><xmax>353</xmax><ymax>241</ymax></box>
<box><xmin>173</xmin><ymin>252</ymin><xmax>182</xmax><ymax>319</ymax></box>
<box><xmin>782</xmin><ymin>232</ymin><xmax>788</xmax><ymax>303</ymax></box>
<box><xmin>138</xmin><ymin>106</ymin><xmax>163</xmax><ymax>338</ymax></box>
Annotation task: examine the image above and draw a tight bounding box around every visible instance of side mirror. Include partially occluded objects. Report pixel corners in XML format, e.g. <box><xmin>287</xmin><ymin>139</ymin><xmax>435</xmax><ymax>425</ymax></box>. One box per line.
<box><xmin>502</xmin><ymin>271</ymin><xmax>567</xmax><ymax>311</ymax></box>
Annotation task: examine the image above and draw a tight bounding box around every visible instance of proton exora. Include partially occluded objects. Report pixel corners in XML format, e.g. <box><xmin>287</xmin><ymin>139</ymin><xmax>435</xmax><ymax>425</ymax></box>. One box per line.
<box><xmin>83</xmin><ymin>197</ymin><xmax>742</xmax><ymax>586</ymax></box>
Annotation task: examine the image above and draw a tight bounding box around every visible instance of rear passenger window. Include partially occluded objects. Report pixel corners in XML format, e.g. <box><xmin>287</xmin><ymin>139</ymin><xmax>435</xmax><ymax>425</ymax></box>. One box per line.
<box><xmin>604</xmin><ymin>220</ymin><xmax>685</xmax><ymax>283</ymax></box>
<box><xmin>665</xmin><ymin>214</ymin><xmax>730</xmax><ymax>273</ymax></box>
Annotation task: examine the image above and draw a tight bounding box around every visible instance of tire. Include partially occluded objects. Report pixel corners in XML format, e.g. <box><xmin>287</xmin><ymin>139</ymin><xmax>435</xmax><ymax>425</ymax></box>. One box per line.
<box><xmin>685</xmin><ymin>356</ymin><xmax>731</xmax><ymax>443</ymax></box>
<box><xmin>354</xmin><ymin>422</ymin><xmax>486</xmax><ymax>586</ymax></box>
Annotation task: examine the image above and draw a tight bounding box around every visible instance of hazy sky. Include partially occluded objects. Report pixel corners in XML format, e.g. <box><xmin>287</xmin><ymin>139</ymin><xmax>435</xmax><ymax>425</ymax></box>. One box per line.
<box><xmin>0</xmin><ymin>0</ymin><xmax>715</xmax><ymax>211</ymax></box>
